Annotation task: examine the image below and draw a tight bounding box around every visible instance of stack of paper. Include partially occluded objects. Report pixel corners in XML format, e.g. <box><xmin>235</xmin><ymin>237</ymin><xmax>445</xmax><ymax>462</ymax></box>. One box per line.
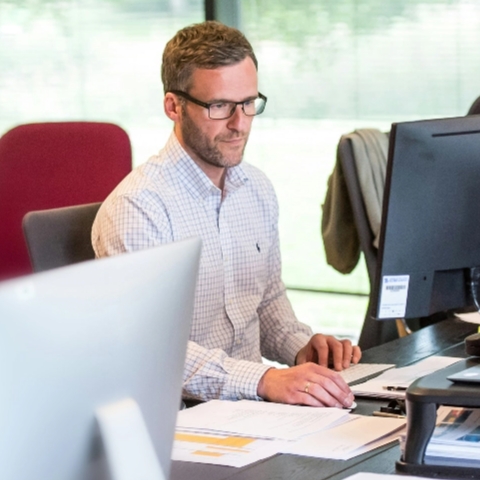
<box><xmin>173</xmin><ymin>399</ymin><xmax>406</xmax><ymax>467</ymax></box>
<box><xmin>176</xmin><ymin>399</ymin><xmax>349</xmax><ymax>440</ymax></box>
<box><xmin>281</xmin><ymin>414</ymin><xmax>405</xmax><ymax>459</ymax></box>
<box><xmin>351</xmin><ymin>356</ymin><xmax>462</xmax><ymax>399</ymax></box>
<box><xmin>173</xmin><ymin>400</ymin><xmax>350</xmax><ymax>467</ymax></box>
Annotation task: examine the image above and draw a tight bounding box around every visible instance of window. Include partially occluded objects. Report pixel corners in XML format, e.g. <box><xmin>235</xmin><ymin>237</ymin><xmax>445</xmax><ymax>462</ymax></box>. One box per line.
<box><xmin>238</xmin><ymin>0</ymin><xmax>480</xmax><ymax>337</ymax></box>
<box><xmin>3</xmin><ymin>1</ymin><xmax>479</xmax><ymax>339</ymax></box>
<box><xmin>0</xmin><ymin>0</ymin><xmax>203</xmax><ymax>166</ymax></box>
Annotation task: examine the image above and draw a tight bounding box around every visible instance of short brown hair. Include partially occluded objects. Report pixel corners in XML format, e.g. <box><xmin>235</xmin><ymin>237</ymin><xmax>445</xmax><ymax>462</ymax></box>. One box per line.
<box><xmin>161</xmin><ymin>21</ymin><xmax>258</xmax><ymax>94</ymax></box>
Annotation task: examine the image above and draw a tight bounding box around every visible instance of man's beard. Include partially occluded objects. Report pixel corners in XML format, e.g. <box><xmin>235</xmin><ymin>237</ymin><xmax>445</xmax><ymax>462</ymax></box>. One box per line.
<box><xmin>180</xmin><ymin>108</ymin><xmax>248</xmax><ymax>169</ymax></box>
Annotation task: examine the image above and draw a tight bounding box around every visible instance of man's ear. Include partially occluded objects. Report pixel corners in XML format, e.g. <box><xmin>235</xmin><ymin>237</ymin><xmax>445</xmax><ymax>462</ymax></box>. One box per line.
<box><xmin>164</xmin><ymin>93</ymin><xmax>182</xmax><ymax>121</ymax></box>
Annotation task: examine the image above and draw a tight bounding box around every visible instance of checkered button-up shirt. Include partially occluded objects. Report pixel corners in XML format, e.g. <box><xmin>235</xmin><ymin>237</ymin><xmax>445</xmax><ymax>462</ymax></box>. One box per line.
<box><xmin>92</xmin><ymin>132</ymin><xmax>313</xmax><ymax>401</ymax></box>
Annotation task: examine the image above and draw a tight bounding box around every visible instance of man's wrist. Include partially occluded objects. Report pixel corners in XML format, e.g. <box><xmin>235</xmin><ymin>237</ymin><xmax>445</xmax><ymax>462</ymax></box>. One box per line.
<box><xmin>257</xmin><ymin>367</ymin><xmax>275</xmax><ymax>399</ymax></box>
<box><xmin>282</xmin><ymin>333</ymin><xmax>311</xmax><ymax>366</ymax></box>
<box><xmin>224</xmin><ymin>358</ymin><xmax>272</xmax><ymax>401</ymax></box>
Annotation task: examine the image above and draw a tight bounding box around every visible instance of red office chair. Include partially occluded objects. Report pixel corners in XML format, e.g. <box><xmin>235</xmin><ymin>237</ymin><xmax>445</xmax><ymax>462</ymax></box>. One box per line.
<box><xmin>0</xmin><ymin>121</ymin><xmax>132</xmax><ymax>280</ymax></box>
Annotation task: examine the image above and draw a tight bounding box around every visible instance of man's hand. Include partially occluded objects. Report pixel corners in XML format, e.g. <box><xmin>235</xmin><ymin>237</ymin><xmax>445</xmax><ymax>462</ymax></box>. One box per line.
<box><xmin>257</xmin><ymin>363</ymin><xmax>354</xmax><ymax>408</ymax></box>
<box><xmin>295</xmin><ymin>334</ymin><xmax>362</xmax><ymax>371</ymax></box>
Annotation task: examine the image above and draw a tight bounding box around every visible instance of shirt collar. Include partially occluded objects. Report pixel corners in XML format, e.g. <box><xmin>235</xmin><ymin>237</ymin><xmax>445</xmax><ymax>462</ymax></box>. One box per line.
<box><xmin>164</xmin><ymin>132</ymin><xmax>249</xmax><ymax>200</ymax></box>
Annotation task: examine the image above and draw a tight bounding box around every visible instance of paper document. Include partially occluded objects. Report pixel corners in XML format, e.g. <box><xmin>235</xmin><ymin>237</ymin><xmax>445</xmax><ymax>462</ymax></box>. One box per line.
<box><xmin>171</xmin><ymin>431</ymin><xmax>279</xmax><ymax>467</ymax></box>
<box><xmin>281</xmin><ymin>414</ymin><xmax>405</xmax><ymax>460</ymax></box>
<box><xmin>176</xmin><ymin>399</ymin><xmax>349</xmax><ymax>441</ymax></box>
<box><xmin>344</xmin><ymin>473</ymin><xmax>441</xmax><ymax>480</ymax></box>
<box><xmin>352</xmin><ymin>356</ymin><xmax>462</xmax><ymax>399</ymax></box>
<box><xmin>339</xmin><ymin>363</ymin><xmax>396</xmax><ymax>385</ymax></box>
<box><xmin>456</xmin><ymin>312</ymin><xmax>480</xmax><ymax>324</ymax></box>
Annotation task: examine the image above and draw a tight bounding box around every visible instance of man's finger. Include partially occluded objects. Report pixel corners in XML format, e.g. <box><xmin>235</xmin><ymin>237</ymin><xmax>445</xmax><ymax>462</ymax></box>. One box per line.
<box><xmin>351</xmin><ymin>345</ymin><xmax>362</xmax><ymax>364</ymax></box>
<box><xmin>340</xmin><ymin>340</ymin><xmax>353</xmax><ymax>369</ymax></box>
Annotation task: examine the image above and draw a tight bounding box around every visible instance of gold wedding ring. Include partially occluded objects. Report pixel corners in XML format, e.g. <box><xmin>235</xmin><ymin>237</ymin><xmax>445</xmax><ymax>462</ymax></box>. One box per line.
<box><xmin>304</xmin><ymin>381</ymin><xmax>311</xmax><ymax>394</ymax></box>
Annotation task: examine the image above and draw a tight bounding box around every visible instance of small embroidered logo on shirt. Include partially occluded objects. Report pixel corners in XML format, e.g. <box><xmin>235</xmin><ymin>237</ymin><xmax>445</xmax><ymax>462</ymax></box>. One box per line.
<box><xmin>256</xmin><ymin>243</ymin><xmax>261</xmax><ymax>252</ymax></box>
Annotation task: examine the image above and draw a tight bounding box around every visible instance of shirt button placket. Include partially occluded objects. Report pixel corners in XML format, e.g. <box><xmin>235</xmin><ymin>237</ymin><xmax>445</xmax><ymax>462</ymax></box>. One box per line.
<box><xmin>219</xmin><ymin>204</ymin><xmax>238</xmax><ymax>343</ymax></box>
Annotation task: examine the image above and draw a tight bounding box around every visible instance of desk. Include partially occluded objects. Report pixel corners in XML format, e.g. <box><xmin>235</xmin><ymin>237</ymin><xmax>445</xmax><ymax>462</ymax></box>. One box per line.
<box><xmin>171</xmin><ymin>318</ymin><xmax>477</xmax><ymax>480</ymax></box>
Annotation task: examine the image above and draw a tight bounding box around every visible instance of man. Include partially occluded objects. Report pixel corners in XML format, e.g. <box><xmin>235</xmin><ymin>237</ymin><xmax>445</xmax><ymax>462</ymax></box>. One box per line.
<box><xmin>92</xmin><ymin>21</ymin><xmax>361</xmax><ymax>408</ymax></box>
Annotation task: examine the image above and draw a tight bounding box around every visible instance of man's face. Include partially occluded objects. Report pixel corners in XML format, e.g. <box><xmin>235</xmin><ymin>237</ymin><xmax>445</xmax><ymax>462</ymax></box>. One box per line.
<box><xmin>176</xmin><ymin>57</ymin><xmax>258</xmax><ymax>171</ymax></box>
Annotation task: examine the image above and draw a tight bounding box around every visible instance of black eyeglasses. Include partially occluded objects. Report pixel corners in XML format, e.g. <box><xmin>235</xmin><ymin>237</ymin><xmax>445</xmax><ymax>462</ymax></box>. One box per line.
<box><xmin>169</xmin><ymin>90</ymin><xmax>267</xmax><ymax>120</ymax></box>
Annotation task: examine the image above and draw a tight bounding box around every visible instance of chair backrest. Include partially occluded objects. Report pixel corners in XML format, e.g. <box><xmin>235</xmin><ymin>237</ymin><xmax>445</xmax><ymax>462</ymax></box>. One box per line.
<box><xmin>22</xmin><ymin>202</ymin><xmax>101</xmax><ymax>273</ymax></box>
<box><xmin>338</xmin><ymin>137</ymin><xmax>378</xmax><ymax>287</ymax></box>
<box><xmin>337</xmin><ymin>134</ymin><xmax>399</xmax><ymax>349</ymax></box>
<box><xmin>0</xmin><ymin>121</ymin><xmax>131</xmax><ymax>279</ymax></box>
<box><xmin>467</xmin><ymin>96</ymin><xmax>480</xmax><ymax>115</ymax></box>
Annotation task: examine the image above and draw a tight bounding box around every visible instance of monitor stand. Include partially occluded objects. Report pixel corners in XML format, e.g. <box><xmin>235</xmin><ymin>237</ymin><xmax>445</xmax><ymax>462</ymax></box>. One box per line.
<box><xmin>397</xmin><ymin>357</ymin><xmax>480</xmax><ymax>478</ymax></box>
<box><xmin>96</xmin><ymin>398</ymin><xmax>166</xmax><ymax>480</ymax></box>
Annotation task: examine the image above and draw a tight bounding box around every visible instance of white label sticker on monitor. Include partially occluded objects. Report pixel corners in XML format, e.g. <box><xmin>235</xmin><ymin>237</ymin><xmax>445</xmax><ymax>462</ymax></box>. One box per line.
<box><xmin>378</xmin><ymin>275</ymin><xmax>409</xmax><ymax>318</ymax></box>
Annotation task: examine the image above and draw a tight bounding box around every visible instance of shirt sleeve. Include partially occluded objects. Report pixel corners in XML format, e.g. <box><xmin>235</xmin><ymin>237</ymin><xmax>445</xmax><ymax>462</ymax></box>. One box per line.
<box><xmin>183</xmin><ymin>341</ymin><xmax>272</xmax><ymax>401</ymax></box>
<box><xmin>257</xmin><ymin>189</ymin><xmax>314</xmax><ymax>366</ymax></box>
<box><xmin>92</xmin><ymin>191</ymin><xmax>172</xmax><ymax>257</ymax></box>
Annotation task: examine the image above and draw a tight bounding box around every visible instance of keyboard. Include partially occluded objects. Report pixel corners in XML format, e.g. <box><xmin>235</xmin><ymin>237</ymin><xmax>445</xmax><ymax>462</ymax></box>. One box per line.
<box><xmin>339</xmin><ymin>363</ymin><xmax>396</xmax><ymax>385</ymax></box>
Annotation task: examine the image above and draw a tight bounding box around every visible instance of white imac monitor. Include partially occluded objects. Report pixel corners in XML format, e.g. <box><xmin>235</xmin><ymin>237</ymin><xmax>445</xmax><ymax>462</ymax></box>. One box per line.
<box><xmin>0</xmin><ymin>238</ymin><xmax>201</xmax><ymax>480</ymax></box>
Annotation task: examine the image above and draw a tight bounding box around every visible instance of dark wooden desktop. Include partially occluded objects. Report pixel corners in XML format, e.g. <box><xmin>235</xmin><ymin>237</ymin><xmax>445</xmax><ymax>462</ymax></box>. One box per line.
<box><xmin>171</xmin><ymin>318</ymin><xmax>478</xmax><ymax>480</ymax></box>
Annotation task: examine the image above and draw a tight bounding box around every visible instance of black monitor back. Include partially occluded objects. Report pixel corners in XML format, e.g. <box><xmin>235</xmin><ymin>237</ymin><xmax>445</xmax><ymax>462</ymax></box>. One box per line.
<box><xmin>372</xmin><ymin>115</ymin><xmax>480</xmax><ymax>320</ymax></box>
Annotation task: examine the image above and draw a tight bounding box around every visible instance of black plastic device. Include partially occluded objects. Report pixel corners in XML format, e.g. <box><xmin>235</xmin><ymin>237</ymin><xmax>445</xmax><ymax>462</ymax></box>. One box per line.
<box><xmin>372</xmin><ymin>115</ymin><xmax>480</xmax><ymax>321</ymax></box>
<box><xmin>465</xmin><ymin>332</ymin><xmax>480</xmax><ymax>356</ymax></box>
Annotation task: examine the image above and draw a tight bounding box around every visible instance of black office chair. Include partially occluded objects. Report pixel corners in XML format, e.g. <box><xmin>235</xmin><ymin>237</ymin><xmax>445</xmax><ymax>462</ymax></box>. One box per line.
<box><xmin>22</xmin><ymin>202</ymin><xmax>101</xmax><ymax>273</ymax></box>
<box><xmin>467</xmin><ymin>96</ymin><xmax>480</xmax><ymax>115</ymax></box>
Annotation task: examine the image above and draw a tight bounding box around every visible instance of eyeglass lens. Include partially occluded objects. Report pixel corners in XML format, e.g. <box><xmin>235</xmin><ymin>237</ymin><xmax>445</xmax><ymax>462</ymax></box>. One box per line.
<box><xmin>209</xmin><ymin>98</ymin><xmax>265</xmax><ymax>119</ymax></box>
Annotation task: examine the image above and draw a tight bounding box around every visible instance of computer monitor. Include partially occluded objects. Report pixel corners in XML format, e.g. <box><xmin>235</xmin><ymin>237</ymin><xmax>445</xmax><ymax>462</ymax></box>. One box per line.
<box><xmin>0</xmin><ymin>238</ymin><xmax>201</xmax><ymax>480</ymax></box>
<box><xmin>372</xmin><ymin>115</ymin><xmax>480</xmax><ymax>321</ymax></box>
